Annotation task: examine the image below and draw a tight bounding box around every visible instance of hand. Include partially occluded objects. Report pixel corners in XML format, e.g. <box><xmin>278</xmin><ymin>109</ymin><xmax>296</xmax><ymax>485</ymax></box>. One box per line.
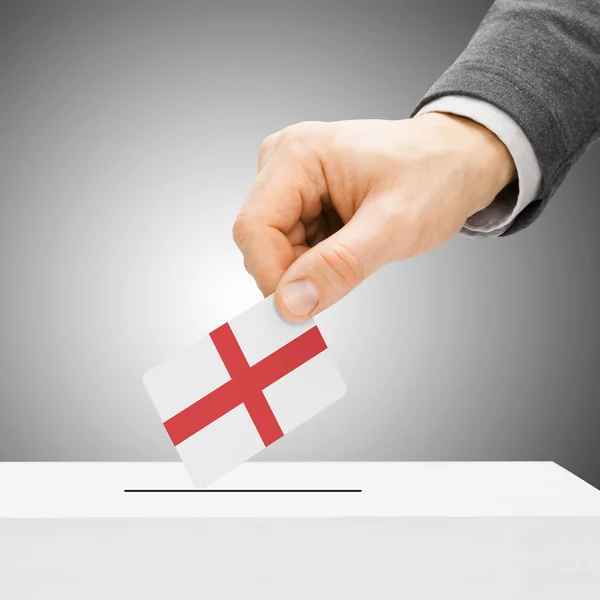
<box><xmin>233</xmin><ymin>114</ymin><xmax>516</xmax><ymax>321</ymax></box>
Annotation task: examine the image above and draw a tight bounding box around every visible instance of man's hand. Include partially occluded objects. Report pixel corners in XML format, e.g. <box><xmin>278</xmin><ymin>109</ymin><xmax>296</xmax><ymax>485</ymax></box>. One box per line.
<box><xmin>233</xmin><ymin>114</ymin><xmax>516</xmax><ymax>321</ymax></box>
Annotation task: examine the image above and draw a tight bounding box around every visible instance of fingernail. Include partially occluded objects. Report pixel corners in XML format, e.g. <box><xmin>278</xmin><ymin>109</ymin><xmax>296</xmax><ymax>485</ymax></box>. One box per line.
<box><xmin>281</xmin><ymin>279</ymin><xmax>319</xmax><ymax>316</ymax></box>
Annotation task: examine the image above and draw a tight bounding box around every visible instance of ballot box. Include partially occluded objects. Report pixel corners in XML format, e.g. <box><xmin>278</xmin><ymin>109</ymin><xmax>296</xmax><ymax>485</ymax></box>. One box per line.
<box><xmin>1</xmin><ymin>462</ymin><xmax>600</xmax><ymax>599</ymax></box>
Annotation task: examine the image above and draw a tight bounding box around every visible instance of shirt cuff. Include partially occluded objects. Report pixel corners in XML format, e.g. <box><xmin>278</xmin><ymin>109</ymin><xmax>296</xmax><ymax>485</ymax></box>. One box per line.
<box><xmin>415</xmin><ymin>95</ymin><xmax>542</xmax><ymax>237</ymax></box>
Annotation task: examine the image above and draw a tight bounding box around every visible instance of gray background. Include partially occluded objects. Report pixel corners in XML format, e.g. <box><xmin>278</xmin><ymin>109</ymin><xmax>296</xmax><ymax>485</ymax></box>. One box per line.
<box><xmin>1</xmin><ymin>0</ymin><xmax>599</xmax><ymax>487</ymax></box>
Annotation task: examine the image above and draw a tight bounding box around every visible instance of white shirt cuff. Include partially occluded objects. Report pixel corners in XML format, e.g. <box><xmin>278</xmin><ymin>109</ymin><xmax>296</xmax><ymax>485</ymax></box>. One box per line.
<box><xmin>416</xmin><ymin>96</ymin><xmax>542</xmax><ymax>237</ymax></box>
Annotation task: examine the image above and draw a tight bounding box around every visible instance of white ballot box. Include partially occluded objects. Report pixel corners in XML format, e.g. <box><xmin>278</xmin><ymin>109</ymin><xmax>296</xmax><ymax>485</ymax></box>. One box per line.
<box><xmin>1</xmin><ymin>462</ymin><xmax>599</xmax><ymax>599</ymax></box>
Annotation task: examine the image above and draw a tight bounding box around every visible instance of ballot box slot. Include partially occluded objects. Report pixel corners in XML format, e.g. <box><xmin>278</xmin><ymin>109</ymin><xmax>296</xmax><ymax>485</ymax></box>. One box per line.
<box><xmin>123</xmin><ymin>488</ymin><xmax>362</xmax><ymax>493</ymax></box>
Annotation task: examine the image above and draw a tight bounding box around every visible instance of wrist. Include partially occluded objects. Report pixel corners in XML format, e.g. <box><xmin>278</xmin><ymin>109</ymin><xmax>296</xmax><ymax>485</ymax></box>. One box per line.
<box><xmin>419</xmin><ymin>112</ymin><xmax>517</xmax><ymax>216</ymax></box>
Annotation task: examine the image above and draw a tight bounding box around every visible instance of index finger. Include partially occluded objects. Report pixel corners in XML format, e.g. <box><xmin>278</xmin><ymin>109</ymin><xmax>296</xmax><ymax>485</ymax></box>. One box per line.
<box><xmin>233</xmin><ymin>142</ymin><xmax>325</xmax><ymax>295</ymax></box>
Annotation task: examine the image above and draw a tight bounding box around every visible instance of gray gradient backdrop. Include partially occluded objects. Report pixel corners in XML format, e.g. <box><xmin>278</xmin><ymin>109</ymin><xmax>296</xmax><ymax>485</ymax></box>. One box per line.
<box><xmin>1</xmin><ymin>0</ymin><xmax>599</xmax><ymax>487</ymax></box>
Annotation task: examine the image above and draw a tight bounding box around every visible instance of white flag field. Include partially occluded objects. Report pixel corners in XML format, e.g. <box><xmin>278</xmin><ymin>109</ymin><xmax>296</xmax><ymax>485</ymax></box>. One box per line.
<box><xmin>143</xmin><ymin>295</ymin><xmax>346</xmax><ymax>488</ymax></box>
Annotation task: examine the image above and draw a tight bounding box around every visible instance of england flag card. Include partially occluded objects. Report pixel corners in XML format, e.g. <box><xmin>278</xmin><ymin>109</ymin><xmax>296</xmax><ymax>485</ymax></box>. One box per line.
<box><xmin>143</xmin><ymin>295</ymin><xmax>346</xmax><ymax>488</ymax></box>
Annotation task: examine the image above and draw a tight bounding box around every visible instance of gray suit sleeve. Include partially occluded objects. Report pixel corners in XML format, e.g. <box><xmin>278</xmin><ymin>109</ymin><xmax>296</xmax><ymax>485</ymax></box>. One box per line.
<box><xmin>412</xmin><ymin>0</ymin><xmax>600</xmax><ymax>236</ymax></box>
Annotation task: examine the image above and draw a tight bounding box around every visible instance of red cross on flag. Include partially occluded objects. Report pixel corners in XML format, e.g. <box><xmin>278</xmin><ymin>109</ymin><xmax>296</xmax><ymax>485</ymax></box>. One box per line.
<box><xmin>143</xmin><ymin>296</ymin><xmax>346</xmax><ymax>488</ymax></box>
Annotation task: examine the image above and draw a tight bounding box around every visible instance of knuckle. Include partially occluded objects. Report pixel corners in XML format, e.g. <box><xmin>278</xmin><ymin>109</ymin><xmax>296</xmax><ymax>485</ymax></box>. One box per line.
<box><xmin>232</xmin><ymin>213</ymin><xmax>250</xmax><ymax>248</ymax></box>
<box><xmin>317</xmin><ymin>242</ymin><xmax>365</xmax><ymax>291</ymax></box>
<box><xmin>284</xmin><ymin>135</ymin><xmax>312</xmax><ymax>165</ymax></box>
<box><xmin>276</xmin><ymin>122</ymin><xmax>327</xmax><ymax>164</ymax></box>
<box><xmin>258</xmin><ymin>133</ymin><xmax>278</xmax><ymax>163</ymax></box>
<box><xmin>278</xmin><ymin>125</ymin><xmax>299</xmax><ymax>146</ymax></box>
<box><xmin>278</xmin><ymin>123</ymin><xmax>312</xmax><ymax>148</ymax></box>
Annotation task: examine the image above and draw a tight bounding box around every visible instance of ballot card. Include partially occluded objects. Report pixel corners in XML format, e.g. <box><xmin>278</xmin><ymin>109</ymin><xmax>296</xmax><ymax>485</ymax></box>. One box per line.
<box><xmin>143</xmin><ymin>295</ymin><xmax>346</xmax><ymax>488</ymax></box>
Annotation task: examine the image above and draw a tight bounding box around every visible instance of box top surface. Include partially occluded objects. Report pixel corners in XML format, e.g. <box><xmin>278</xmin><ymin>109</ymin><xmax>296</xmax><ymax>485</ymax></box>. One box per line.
<box><xmin>1</xmin><ymin>461</ymin><xmax>599</xmax><ymax>518</ymax></box>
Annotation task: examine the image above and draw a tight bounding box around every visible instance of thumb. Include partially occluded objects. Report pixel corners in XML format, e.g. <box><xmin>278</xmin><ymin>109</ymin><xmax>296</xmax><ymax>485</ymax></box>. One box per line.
<box><xmin>274</xmin><ymin>205</ymin><xmax>390</xmax><ymax>321</ymax></box>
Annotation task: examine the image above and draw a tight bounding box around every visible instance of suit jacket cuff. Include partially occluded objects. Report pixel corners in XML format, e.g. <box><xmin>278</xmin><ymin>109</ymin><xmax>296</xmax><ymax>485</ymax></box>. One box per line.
<box><xmin>416</xmin><ymin>95</ymin><xmax>541</xmax><ymax>238</ymax></box>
